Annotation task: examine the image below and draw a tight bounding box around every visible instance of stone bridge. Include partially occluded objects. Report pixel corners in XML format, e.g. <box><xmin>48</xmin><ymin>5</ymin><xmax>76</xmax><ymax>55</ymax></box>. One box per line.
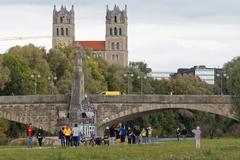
<box><xmin>0</xmin><ymin>95</ymin><xmax>69</xmax><ymax>133</ymax></box>
<box><xmin>0</xmin><ymin>94</ymin><xmax>237</xmax><ymax>134</ymax></box>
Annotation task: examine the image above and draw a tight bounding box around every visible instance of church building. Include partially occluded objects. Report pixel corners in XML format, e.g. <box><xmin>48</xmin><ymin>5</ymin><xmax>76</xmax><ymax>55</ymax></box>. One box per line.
<box><xmin>52</xmin><ymin>5</ymin><xmax>128</xmax><ymax>67</ymax></box>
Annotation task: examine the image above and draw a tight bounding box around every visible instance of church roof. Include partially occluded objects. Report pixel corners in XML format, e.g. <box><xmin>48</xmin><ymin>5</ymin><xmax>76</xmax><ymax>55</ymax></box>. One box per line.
<box><xmin>73</xmin><ymin>41</ymin><xmax>105</xmax><ymax>51</ymax></box>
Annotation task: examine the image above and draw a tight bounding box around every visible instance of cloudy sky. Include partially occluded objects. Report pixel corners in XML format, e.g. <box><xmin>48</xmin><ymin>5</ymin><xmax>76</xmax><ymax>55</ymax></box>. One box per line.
<box><xmin>0</xmin><ymin>0</ymin><xmax>240</xmax><ymax>71</ymax></box>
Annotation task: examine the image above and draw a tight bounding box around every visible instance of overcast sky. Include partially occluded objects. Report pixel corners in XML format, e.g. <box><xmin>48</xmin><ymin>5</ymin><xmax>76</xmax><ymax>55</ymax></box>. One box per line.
<box><xmin>0</xmin><ymin>0</ymin><xmax>240</xmax><ymax>71</ymax></box>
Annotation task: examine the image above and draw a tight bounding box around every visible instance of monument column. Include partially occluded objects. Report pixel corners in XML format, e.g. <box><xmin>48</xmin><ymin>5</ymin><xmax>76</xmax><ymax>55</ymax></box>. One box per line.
<box><xmin>69</xmin><ymin>46</ymin><xmax>85</xmax><ymax>122</ymax></box>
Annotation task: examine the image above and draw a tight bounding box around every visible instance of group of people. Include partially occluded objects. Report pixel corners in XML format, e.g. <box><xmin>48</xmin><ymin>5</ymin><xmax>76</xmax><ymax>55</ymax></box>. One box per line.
<box><xmin>104</xmin><ymin>123</ymin><xmax>153</xmax><ymax>145</ymax></box>
<box><xmin>26</xmin><ymin>123</ymin><xmax>45</xmax><ymax>148</ymax></box>
<box><xmin>26</xmin><ymin>122</ymin><xmax>202</xmax><ymax>149</ymax></box>
<box><xmin>176</xmin><ymin>126</ymin><xmax>202</xmax><ymax>149</ymax></box>
<box><xmin>176</xmin><ymin>127</ymin><xmax>188</xmax><ymax>141</ymax></box>
<box><xmin>58</xmin><ymin>124</ymin><xmax>84</xmax><ymax>147</ymax></box>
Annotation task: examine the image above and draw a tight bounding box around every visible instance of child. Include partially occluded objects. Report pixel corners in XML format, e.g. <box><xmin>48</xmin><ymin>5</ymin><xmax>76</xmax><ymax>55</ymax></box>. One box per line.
<box><xmin>192</xmin><ymin>126</ymin><xmax>201</xmax><ymax>149</ymax></box>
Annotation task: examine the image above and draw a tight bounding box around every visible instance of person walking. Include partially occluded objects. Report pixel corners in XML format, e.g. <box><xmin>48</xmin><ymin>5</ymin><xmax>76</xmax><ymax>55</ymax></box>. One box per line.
<box><xmin>109</xmin><ymin>125</ymin><xmax>116</xmax><ymax>145</ymax></box>
<box><xmin>134</xmin><ymin>126</ymin><xmax>141</xmax><ymax>144</ymax></box>
<box><xmin>141</xmin><ymin>128</ymin><xmax>147</xmax><ymax>144</ymax></box>
<box><xmin>209</xmin><ymin>129</ymin><xmax>214</xmax><ymax>139</ymax></box>
<box><xmin>64</xmin><ymin>126</ymin><xmax>72</xmax><ymax>147</ymax></box>
<box><xmin>147</xmin><ymin>126</ymin><xmax>153</xmax><ymax>144</ymax></box>
<box><xmin>127</xmin><ymin>127</ymin><xmax>133</xmax><ymax>144</ymax></box>
<box><xmin>181</xmin><ymin>127</ymin><xmax>187</xmax><ymax>140</ymax></box>
<box><xmin>104</xmin><ymin>126</ymin><xmax>110</xmax><ymax>145</ymax></box>
<box><xmin>176</xmin><ymin>128</ymin><xmax>181</xmax><ymax>141</ymax></box>
<box><xmin>58</xmin><ymin>127</ymin><xmax>65</xmax><ymax>147</ymax></box>
<box><xmin>119</xmin><ymin>125</ymin><xmax>126</xmax><ymax>143</ymax></box>
<box><xmin>36</xmin><ymin>126</ymin><xmax>45</xmax><ymax>148</ymax></box>
<box><xmin>26</xmin><ymin>123</ymin><xmax>35</xmax><ymax>148</ymax></box>
<box><xmin>192</xmin><ymin>126</ymin><xmax>202</xmax><ymax>149</ymax></box>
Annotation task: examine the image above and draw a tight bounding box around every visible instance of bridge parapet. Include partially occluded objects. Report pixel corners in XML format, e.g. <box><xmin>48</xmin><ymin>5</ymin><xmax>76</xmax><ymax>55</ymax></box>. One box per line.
<box><xmin>90</xmin><ymin>95</ymin><xmax>232</xmax><ymax>104</ymax></box>
<box><xmin>0</xmin><ymin>95</ymin><xmax>70</xmax><ymax>104</ymax></box>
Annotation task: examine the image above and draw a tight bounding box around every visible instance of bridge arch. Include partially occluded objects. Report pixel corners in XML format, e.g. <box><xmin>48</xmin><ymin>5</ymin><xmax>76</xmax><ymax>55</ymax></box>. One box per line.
<box><xmin>0</xmin><ymin>95</ymin><xmax>70</xmax><ymax>133</ymax></box>
<box><xmin>97</xmin><ymin>103</ymin><xmax>238</xmax><ymax>131</ymax></box>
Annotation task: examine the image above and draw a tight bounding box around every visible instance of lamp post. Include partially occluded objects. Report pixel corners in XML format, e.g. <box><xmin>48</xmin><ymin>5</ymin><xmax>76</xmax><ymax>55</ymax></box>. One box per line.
<box><xmin>31</xmin><ymin>74</ymin><xmax>41</xmax><ymax>95</ymax></box>
<box><xmin>216</xmin><ymin>72</ymin><xmax>229</xmax><ymax>95</ymax></box>
<box><xmin>124</xmin><ymin>72</ymin><xmax>133</xmax><ymax>94</ymax></box>
<box><xmin>137</xmin><ymin>75</ymin><xmax>147</xmax><ymax>95</ymax></box>
<box><xmin>48</xmin><ymin>74</ymin><xmax>57</xmax><ymax>94</ymax></box>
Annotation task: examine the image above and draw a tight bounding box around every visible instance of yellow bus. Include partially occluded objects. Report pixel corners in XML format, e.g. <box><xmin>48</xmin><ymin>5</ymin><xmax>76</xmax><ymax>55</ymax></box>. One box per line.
<box><xmin>100</xmin><ymin>91</ymin><xmax>121</xmax><ymax>95</ymax></box>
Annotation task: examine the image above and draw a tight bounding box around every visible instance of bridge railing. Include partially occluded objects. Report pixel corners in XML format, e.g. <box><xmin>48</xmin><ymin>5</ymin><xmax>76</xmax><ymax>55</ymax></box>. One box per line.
<box><xmin>89</xmin><ymin>95</ymin><xmax>232</xmax><ymax>104</ymax></box>
<box><xmin>0</xmin><ymin>95</ymin><xmax>70</xmax><ymax>104</ymax></box>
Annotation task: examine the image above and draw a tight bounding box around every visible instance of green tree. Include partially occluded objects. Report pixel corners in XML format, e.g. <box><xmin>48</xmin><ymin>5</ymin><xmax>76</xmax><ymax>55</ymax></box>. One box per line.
<box><xmin>83</xmin><ymin>57</ymin><xmax>107</xmax><ymax>94</ymax></box>
<box><xmin>0</xmin><ymin>119</ymin><xmax>9</xmax><ymax>141</ymax></box>
<box><xmin>128</xmin><ymin>61</ymin><xmax>153</xmax><ymax>94</ymax></box>
<box><xmin>224</xmin><ymin>56</ymin><xmax>240</xmax><ymax>117</ymax></box>
<box><xmin>0</xmin><ymin>55</ymin><xmax>10</xmax><ymax>90</ymax></box>
<box><xmin>1</xmin><ymin>54</ymin><xmax>33</xmax><ymax>95</ymax></box>
<box><xmin>105</xmin><ymin>64</ymin><xmax>125</xmax><ymax>92</ymax></box>
<box><xmin>8</xmin><ymin>44</ymin><xmax>50</xmax><ymax>77</ymax></box>
<box><xmin>169</xmin><ymin>74</ymin><xmax>213</xmax><ymax>95</ymax></box>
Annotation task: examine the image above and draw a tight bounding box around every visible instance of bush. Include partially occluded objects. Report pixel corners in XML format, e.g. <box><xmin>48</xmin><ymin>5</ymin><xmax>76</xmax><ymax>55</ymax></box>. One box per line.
<box><xmin>0</xmin><ymin>138</ymin><xmax>8</xmax><ymax>145</ymax></box>
<box><xmin>229</xmin><ymin>123</ymin><xmax>240</xmax><ymax>138</ymax></box>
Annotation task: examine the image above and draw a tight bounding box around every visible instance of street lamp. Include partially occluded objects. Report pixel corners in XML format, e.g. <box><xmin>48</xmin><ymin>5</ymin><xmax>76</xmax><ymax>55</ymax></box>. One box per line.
<box><xmin>124</xmin><ymin>72</ymin><xmax>133</xmax><ymax>94</ymax></box>
<box><xmin>216</xmin><ymin>72</ymin><xmax>229</xmax><ymax>95</ymax></box>
<box><xmin>31</xmin><ymin>74</ymin><xmax>41</xmax><ymax>95</ymax></box>
<box><xmin>48</xmin><ymin>74</ymin><xmax>57</xmax><ymax>94</ymax></box>
<box><xmin>137</xmin><ymin>75</ymin><xmax>147</xmax><ymax>95</ymax></box>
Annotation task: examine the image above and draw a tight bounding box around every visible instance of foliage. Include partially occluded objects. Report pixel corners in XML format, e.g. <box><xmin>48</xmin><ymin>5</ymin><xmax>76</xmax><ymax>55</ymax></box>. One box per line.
<box><xmin>127</xmin><ymin>109</ymin><xmax>235</xmax><ymax>138</ymax></box>
<box><xmin>169</xmin><ymin>74</ymin><xmax>213</xmax><ymax>95</ymax></box>
<box><xmin>224</xmin><ymin>56</ymin><xmax>240</xmax><ymax>117</ymax></box>
<box><xmin>1</xmin><ymin>54</ymin><xmax>34</xmax><ymax>95</ymax></box>
<box><xmin>83</xmin><ymin>57</ymin><xmax>107</xmax><ymax>94</ymax></box>
<box><xmin>0</xmin><ymin>119</ymin><xmax>8</xmax><ymax>140</ymax></box>
<box><xmin>0</xmin><ymin>55</ymin><xmax>10</xmax><ymax>90</ymax></box>
<box><xmin>7</xmin><ymin>44</ymin><xmax>50</xmax><ymax>77</ymax></box>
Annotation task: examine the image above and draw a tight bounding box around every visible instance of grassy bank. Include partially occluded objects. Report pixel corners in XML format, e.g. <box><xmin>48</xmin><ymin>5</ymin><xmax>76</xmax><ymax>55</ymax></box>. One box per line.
<box><xmin>0</xmin><ymin>138</ymin><xmax>239</xmax><ymax>160</ymax></box>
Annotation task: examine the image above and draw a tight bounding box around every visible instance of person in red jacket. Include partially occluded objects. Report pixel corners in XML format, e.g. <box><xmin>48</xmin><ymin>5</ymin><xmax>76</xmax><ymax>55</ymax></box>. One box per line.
<box><xmin>26</xmin><ymin>123</ymin><xmax>35</xmax><ymax>148</ymax></box>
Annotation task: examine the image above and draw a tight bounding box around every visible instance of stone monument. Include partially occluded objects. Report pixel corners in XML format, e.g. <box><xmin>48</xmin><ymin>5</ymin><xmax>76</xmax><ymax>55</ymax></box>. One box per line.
<box><xmin>69</xmin><ymin>46</ymin><xmax>85</xmax><ymax>122</ymax></box>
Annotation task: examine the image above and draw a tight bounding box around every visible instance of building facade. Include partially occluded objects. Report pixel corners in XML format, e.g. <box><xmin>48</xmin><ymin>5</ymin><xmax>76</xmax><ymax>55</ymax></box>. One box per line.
<box><xmin>172</xmin><ymin>65</ymin><xmax>222</xmax><ymax>85</ymax></box>
<box><xmin>148</xmin><ymin>72</ymin><xmax>175</xmax><ymax>80</ymax></box>
<box><xmin>52</xmin><ymin>5</ymin><xmax>128</xmax><ymax>67</ymax></box>
<box><xmin>52</xmin><ymin>5</ymin><xmax>75</xmax><ymax>48</ymax></box>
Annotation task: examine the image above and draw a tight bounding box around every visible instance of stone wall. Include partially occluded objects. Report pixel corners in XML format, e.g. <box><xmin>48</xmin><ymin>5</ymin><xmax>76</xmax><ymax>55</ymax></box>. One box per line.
<box><xmin>0</xmin><ymin>95</ymin><xmax>70</xmax><ymax>133</ymax></box>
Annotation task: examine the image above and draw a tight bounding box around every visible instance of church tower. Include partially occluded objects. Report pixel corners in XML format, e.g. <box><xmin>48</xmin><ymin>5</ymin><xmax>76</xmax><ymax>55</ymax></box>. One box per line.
<box><xmin>105</xmin><ymin>5</ymin><xmax>128</xmax><ymax>67</ymax></box>
<box><xmin>52</xmin><ymin>5</ymin><xmax>75</xmax><ymax>48</ymax></box>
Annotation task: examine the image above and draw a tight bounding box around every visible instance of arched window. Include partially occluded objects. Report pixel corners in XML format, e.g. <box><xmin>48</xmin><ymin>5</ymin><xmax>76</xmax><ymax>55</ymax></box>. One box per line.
<box><xmin>114</xmin><ymin>27</ymin><xmax>117</xmax><ymax>36</ymax></box>
<box><xmin>57</xmin><ymin>28</ymin><xmax>59</xmax><ymax>36</ymax></box>
<box><xmin>110</xmin><ymin>28</ymin><xmax>113</xmax><ymax>35</ymax></box>
<box><xmin>119</xmin><ymin>28</ymin><xmax>122</xmax><ymax>35</ymax></box>
<box><xmin>60</xmin><ymin>17</ymin><xmax>64</xmax><ymax>23</ymax></box>
<box><xmin>68</xmin><ymin>19</ymin><xmax>70</xmax><ymax>24</ymax></box>
<box><xmin>61</xmin><ymin>28</ymin><xmax>64</xmax><ymax>36</ymax></box>
<box><xmin>116</xmin><ymin>54</ymin><xmax>119</xmax><ymax>61</ymax></box>
<box><xmin>114</xmin><ymin>16</ymin><xmax>117</xmax><ymax>23</ymax></box>
<box><xmin>66</xmin><ymin>28</ymin><xmax>69</xmax><ymax>36</ymax></box>
<box><xmin>116</xmin><ymin>42</ymin><xmax>120</xmax><ymax>50</ymax></box>
<box><xmin>112</xmin><ymin>54</ymin><xmax>115</xmax><ymax>61</ymax></box>
<box><xmin>111</xmin><ymin>42</ymin><xmax>115</xmax><ymax>50</ymax></box>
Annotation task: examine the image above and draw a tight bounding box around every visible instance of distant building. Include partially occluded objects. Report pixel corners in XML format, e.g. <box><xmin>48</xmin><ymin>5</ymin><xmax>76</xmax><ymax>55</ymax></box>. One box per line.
<box><xmin>148</xmin><ymin>72</ymin><xmax>174</xmax><ymax>80</ymax></box>
<box><xmin>172</xmin><ymin>65</ymin><xmax>222</xmax><ymax>85</ymax></box>
<box><xmin>52</xmin><ymin>5</ymin><xmax>128</xmax><ymax>67</ymax></box>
